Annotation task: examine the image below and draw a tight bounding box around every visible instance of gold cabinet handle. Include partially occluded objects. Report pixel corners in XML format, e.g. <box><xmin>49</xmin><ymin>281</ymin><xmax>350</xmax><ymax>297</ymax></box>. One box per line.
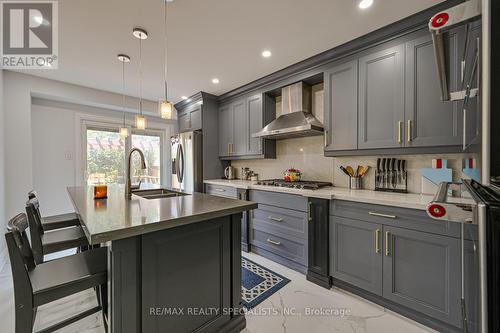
<box><xmin>407</xmin><ymin>120</ymin><xmax>412</xmax><ymax>142</ymax></box>
<box><xmin>375</xmin><ymin>229</ymin><xmax>381</xmax><ymax>254</ymax></box>
<box><xmin>308</xmin><ymin>201</ymin><xmax>313</xmax><ymax>222</ymax></box>
<box><xmin>397</xmin><ymin>121</ymin><xmax>403</xmax><ymax>143</ymax></box>
<box><xmin>385</xmin><ymin>231</ymin><xmax>390</xmax><ymax>256</ymax></box>
<box><xmin>258</xmin><ymin>139</ymin><xmax>262</xmax><ymax>152</ymax></box>
<box><xmin>267</xmin><ymin>238</ymin><xmax>281</xmax><ymax>246</ymax></box>
<box><xmin>369</xmin><ymin>212</ymin><xmax>397</xmax><ymax>219</ymax></box>
<box><xmin>230</xmin><ymin>143</ymin><xmax>233</xmax><ymax>154</ymax></box>
<box><xmin>324</xmin><ymin>130</ymin><xmax>329</xmax><ymax>147</ymax></box>
<box><xmin>227</xmin><ymin>143</ymin><xmax>230</xmax><ymax>155</ymax></box>
<box><xmin>268</xmin><ymin>216</ymin><xmax>283</xmax><ymax>222</ymax></box>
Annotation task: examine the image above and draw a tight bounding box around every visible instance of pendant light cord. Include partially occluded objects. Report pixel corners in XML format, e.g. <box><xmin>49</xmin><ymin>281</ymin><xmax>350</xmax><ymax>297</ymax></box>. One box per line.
<box><xmin>139</xmin><ymin>35</ymin><xmax>143</xmax><ymax>116</ymax></box>
<box><xmin>164</xmin><ymin>0</ymin><xmax>168</xmax><ymax>100</ymax></box>
<box><xmin>122</xmin><ymin>60</ymin><xmax>126</xmax><ymax>126</ymax></box>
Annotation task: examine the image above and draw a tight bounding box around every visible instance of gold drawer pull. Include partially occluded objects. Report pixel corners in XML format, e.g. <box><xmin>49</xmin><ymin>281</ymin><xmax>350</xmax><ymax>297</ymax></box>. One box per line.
<box><xmin>397</xmin><ymin>121</ymin><xmax>403</xmax><ymax>143</ymax></box>
<box><xmin>385</xmin><ymin>231</ymin><xmax>390</xmax><ymax>256</ymax></box>
<box><xmin>369</xmin><ymin>212</ymin><xmax>397</xmax><ymax>219</ymax></box>
<box><xmin>267</xmin><ymin>238</ymin><xmax>281</xmax><ymax>246</ymax></box>
<box><xmin>215</xmin><ymin>188</ymin><xmax>226</xmax><ymax>192</ymax></box>
<box><xmin>375</xmin><ymin>229</ymin><xmax>381</xmax><ymax>254</ymax></box>
<box><xmin>268</xmin><ymin>216</ymin><xmax>283</xmax><ymax>222</ymax></box>
<box><xmin>407</xmin><ymin>120</ymin><xmax>412</xmax><ymax>142</ymax></box>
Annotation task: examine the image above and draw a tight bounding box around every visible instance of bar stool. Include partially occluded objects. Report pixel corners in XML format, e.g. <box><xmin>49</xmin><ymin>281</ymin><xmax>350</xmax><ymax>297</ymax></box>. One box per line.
<box><xmin>5</xmin><ymin>213</ymin><xmax>108</xmax><ymax>333</ymax></box>
<box><xmin>26</xmin><ymin>198</ymin><xmax>89</xmax><ymax>265</ymax></box>
<box><xmin>28</xmin><ymin>190</ymin><xmax>80</xmax><ymax>231</ymax></box>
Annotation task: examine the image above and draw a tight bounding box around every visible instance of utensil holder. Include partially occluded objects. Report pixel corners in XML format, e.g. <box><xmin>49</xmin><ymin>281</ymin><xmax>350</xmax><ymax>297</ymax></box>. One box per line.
<box><xmin>350</xmin><ymin>177</ymin><xmax>362</xmax><ymax>190</ymax></box>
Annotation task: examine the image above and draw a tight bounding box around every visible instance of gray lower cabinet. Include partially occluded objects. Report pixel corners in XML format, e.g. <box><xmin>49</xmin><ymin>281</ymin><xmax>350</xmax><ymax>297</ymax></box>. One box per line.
<box><xmin>204</xmin><ymin>184</ymin><xmax>250</xmax><ymax>252</ymax></box>
<box><xmin>324</xmin><ymin>59</ymin><xmax>358</xmax><ymax>151</ymax></box>
<box><xmin>383</xmin><ymin>225</ymin><xmax>461</xmax><ymax>327</ymax></box>
<box><xmin>405</xmin><ymin>30</ymin><xmax>461</xmax><ymax>147</ymax></box>
<box><xmin>249</xmin><ymin>190</ymin><xmax>308</xmax><ymax>273</ymax></box>
<box><xmin>329</xmin><ymin>216</ymin><xmax>382</xmax><ymax>295</ymax></box>
<box><xmin>358</xmin><ymin>44</ymin><xmax>405</xmax><ymax>149</ymax></box>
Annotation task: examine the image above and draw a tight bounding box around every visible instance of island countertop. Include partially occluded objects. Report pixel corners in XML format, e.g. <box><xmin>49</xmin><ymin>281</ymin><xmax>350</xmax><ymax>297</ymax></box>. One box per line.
<box><xmin>67</xmin><ymin>185</ymin><xmax>257</xmax><ymax>244</ymax></box>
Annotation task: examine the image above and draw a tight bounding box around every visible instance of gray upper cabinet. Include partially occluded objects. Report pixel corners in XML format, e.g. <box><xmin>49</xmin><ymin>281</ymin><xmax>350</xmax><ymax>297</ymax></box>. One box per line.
<box><xmin>218</xmin><ymin>94</ymin><xmax>275</xmax><ymax>159</ymax></box>
<box><xmin>329</xmin><ymin>216</ymin><xmax>382</xmax><ymax>295</ymax></box>
<box><xmin>383</xmin><ymin>225</ymin><xmax>461</xmax><ymax>327</ymax></box>
<box><xmin>178</xmin><ymin>104</ymin><xmax>202</xmax><ymax>133</ymax></box>
<box><xmin>232</xmin><ymin>100</ymin><xmax>247</xmax><ymax>156</ymax></box>
<box><xmin>324</xmin><ymin>59</ymin><xmax>358</xmax><ymax>151</ymax></box>
<box><xmin>247</xmin><ymin>94</ymin><xmax>263</xmax><ymax>155</ymax></box>
<box><xmin>218</xmin><ymin>104</ymin><xmax>233</xmax><ymax>157</ymax></box>
<box><xmin>405</xmin><ymin>31</ymin><xmax>461</xmax><ymax>147</ymax></box>
<box><xmin>358</xmin><ymin>44</ymin><xmax>405</xmax><ymax>149</ymax></box>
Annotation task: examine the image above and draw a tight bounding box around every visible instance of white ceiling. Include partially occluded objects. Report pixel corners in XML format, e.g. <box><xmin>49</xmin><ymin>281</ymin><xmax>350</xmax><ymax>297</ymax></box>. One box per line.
<box><xmin>18</xmin><ymin>0</ymin><xmax>445</xmax><ymax>103</ymax></box>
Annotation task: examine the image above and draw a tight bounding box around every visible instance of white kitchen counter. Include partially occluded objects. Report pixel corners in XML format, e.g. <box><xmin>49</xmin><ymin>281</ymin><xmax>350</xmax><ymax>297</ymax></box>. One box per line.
<box><xmin>204</xmin><ymin>179</ymin><xmax>473</xmax><ymax>211</ymax></box>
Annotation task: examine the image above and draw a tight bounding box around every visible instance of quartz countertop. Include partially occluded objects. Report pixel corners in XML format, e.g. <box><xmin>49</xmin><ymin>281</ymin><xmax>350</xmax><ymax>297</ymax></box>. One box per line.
<box><xmin>204</xmin><ymin>179</ymin><xmax>474</xmax><ymax>211</ymax></box>
<box><xmin>67</xmin><ymin>185</ymin><xmax>257</xmax><ymax>244</ymax></box>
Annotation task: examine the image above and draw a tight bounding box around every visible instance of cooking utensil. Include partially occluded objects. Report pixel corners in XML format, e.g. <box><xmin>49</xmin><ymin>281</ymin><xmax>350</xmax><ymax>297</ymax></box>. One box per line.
<box><xmin>346</xmin><ymin>166</ymin><xmax>355</xmax><ymax>177</ymax></box>
<box><xmin>376</xmin><ymin>158</ymin><xmax>381</xmax><ymax>187</ymax></box>
<box><xmin>340</xmin><ymin>166</ymin><xmax>351</xmax><ymax>177</ymax></box>
<box><xmin>359</xmin><ymin>166</ymin><xmax>370</xmax><ymax>178</ymax></box>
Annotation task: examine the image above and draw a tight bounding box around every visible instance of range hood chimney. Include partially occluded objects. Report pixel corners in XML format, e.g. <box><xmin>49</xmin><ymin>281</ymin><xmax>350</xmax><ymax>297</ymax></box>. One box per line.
<box><xmin>252</xmin><ymin>82</ymin><xmax>324</xmax><ymax>140</ymax></box>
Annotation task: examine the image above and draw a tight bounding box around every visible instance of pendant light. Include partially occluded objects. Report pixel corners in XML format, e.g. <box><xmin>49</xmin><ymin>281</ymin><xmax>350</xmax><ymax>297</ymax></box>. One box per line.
<box><xmin>159</xmin><ymin>0</ymin><xmax>174</xmax><ymax>119</ymax></box>
<box><xmin>118</xmin><ymin>54</ymin><xmax>131</xmax><ymax>138</ymax></box>
<box><xmin>133</xmin><ymin>27</ymin><xmax>148</xmax><ymax>130</ymax></box>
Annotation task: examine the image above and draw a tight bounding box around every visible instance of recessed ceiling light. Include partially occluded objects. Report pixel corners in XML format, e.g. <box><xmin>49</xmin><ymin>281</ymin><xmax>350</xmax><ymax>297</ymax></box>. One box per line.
<box><xmin>262</xmin><ymin>50</ymin><xmax>272</xmax><ymax>58</ymax></box>
<box><xmin>181</xmin><ymin>96</ymin><xmax>188</xmax><ymax>100</ymax></box>
<box><xmin>212</xmin><ymin>78</ymin><xmax>220</xmax><ymax>84</ymax></box>
<box><xmin>358</xmin><ymin>0</ymin><xmax>373</xmax><ymax>9</ymax></box>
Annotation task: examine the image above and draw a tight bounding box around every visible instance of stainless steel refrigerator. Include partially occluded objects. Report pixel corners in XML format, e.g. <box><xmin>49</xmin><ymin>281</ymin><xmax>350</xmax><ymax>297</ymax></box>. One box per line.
<box><xmin>171</xmin><ymin>131</ymin><xmax>203</xmax><ymax>193</ymax></box>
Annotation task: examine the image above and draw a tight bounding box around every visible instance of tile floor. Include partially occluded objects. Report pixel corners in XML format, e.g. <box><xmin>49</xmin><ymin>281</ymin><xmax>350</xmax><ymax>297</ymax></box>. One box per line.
<box><xmin>0</xmin><ymin>251</ymin><xmax>437</xmax><ymax>333</ymax></box>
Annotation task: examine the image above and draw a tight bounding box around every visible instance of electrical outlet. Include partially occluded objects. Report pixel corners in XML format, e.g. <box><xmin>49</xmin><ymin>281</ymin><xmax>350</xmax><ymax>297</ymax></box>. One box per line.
<box><xmin>64</xmin><ymin>151</ymin><xmax>73</xmax><ymax>160</ymax></box>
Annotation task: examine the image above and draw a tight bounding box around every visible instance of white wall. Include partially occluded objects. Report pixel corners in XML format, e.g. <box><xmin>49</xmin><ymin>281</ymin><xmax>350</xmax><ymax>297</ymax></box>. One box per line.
<box><xmin>0</xmin><ymin>69</ymin><xmax>7</xmax><ymax>269</ymax></box>
<box><xmin>4</xmin><ymin>71</ymin><xmax>175</xmax><ymax>219</ymax></box>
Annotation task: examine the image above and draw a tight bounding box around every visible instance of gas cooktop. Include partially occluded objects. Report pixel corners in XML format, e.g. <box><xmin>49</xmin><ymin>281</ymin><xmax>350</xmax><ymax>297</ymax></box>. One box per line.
<box><xmin>256</xmin><ymin>179</ymin><xmax>332</xmax><ymax>190</ymax></box>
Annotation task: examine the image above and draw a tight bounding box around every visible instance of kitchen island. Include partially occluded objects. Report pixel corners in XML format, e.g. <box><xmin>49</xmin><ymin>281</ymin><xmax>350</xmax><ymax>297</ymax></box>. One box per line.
<box><xmin>67</xmin><ymin>185</ymin><xmax>257</xmax><ymax>333</ymax></box>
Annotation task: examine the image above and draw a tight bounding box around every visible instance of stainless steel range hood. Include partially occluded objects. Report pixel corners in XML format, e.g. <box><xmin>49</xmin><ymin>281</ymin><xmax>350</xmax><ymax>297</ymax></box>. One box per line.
<box><xmin>252</xmin><ymin>82</ymin><xmax>324</xmax><ymax>140</ymax></box>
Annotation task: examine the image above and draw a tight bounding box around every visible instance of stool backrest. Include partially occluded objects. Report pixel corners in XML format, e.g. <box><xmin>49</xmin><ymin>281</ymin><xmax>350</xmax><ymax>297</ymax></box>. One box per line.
<box><xmin>25</xmin><ymin>198</ymin><xmax>45</xmax><ymax>264</ymax></box>
<box><xmin>5</xmin><ymin>213</ymin><xmax>35</xmax><ymax>270</ymax></box>
<box><xmin>28</xmin><ymin>190</ymin><xmax>38</xmax><ymax>200</ymax></box>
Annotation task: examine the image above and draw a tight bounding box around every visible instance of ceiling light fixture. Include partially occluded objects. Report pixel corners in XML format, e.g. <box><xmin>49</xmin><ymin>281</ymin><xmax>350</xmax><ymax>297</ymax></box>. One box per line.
<box><xmin>262</xmin><ymin>50</ymin><xmax>272</xmax><ymax>58</ymax></box>
<box><xmin>159</xmin><ymin>0</ymin><xmax>174</xmax><ymax>120</ymax></box>
<box><xmin>212</xmin><ymin>78</ymin><xmax>220</xmax><ymax>84</ymax></box>
<box><xmin>133</xmin><ymin>27</ymin><xmax>148</xmax><ymax>130</ymax></box>
<box><xmin>358</xmin><ymin>0</ymin><xmax>373</xmax><ymax>9</ymax></box>
<box><xmin>181</xmin><ymin>96</ymin><xmax>188</xmax><ymax>100</ymax></box>
<box><xmin>118</xmin><ymin>54</ymin><xmax>131</xmax><ymax>138</ymax></box>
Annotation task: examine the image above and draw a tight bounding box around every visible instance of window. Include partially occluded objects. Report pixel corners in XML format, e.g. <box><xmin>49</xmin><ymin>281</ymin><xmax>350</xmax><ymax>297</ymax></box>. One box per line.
<box><xmin>131</xmin><ymin>133</ymin><xmax>161</xmax><ymax>185</ymax></box>
<box><xmin>86</xmin><ymin>128</ymin><xmax>125</xmax><ymax>185</ymax></box>
<box><xmin>82</xmin><ymin>120</ymin><xmax>166</xmax><ymax>187</ymax></box>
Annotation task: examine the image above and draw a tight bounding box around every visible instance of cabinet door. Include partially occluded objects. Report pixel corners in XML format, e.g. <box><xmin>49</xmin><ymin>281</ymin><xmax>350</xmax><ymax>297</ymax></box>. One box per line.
<box><xmin>232</xmin><ymin>100</ymin><xmax>247</xmax><ymax>156</ymax></box>
<box><xmin>190</xmin><ymin>105</ymin><xmax>202</xmax><ymax>131</ymax></box>
<box><xmin>405</xmin><ymin>31</ymin><xmax>461</xmax><ymax>147</ymax></box>
<box><xmin>358</xmin><ymin>45</ymin><xmax>405</xmax><ymax>149</ymax></box>
<box><xmin>246</xmin><ymin>94</ymin><xmax>263</xmax><ymax>155</ymax></box>
<box><xmin>218</xmin><ymin>105</ymin><xmax>233</xmax><ymax>157</ymax></box>
<box><xmin>329</xmin><ymin>216</ymin><xmax>383</xmax><ymax>295</ymax></box>
<box><xmin>461</xmin><ymin>22</ymin><xmax>481</xmax><ymax>150</ymax></box>
<box><xmin>178</xmin><ymin>112</ymin><xmax>191</xmax><ymax>133</ymax></box>
<box><xmin>383</xmin><ymin>226</ymin><xmax>461</xmax><ymax>327</ymax></box>
<box><xmin>324</xmin><ymin>59</ymin><xmax>358</xmax><ymax>151</ymax></box>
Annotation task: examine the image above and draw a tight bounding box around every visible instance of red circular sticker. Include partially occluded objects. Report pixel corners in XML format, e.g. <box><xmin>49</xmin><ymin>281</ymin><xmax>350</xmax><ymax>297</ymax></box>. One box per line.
<box><xmin>428</xmin><ymin>204</ymin><xmax>446</xmax><ymax>218</ymax></box>
<box><xmin>431</xmin><ymin>12</ymin><xmax>449</xmax><ymax>28</ymax></box>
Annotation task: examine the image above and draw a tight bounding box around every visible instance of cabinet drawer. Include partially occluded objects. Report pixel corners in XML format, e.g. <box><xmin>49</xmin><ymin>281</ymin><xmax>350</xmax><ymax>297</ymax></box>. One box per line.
<box><xmin>330</xmin><ymin>200</ymin><xmax>467</xmax><ymax>238</ymax></box>
<box><xmin>205</xmin><ymin>184</ymin><xmax>237</xmax><ymax>198</ymax></box>
<box><xmin>250</xmin><ymin>228</ymin><xmax>307</xmax><ymax>266</ymax></box>
<box><xmin>249</xmin><ymin>190</ymin><xmax>307</xmax><ymax>212</ymax></box>
<box><xmin>251</xmin><ymin>204</ymin><xmax>307</xmax><ymax>240</ymax></box>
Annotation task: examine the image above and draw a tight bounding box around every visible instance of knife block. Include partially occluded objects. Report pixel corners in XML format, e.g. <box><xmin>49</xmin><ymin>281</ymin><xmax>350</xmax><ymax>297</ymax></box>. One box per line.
<box><xmin>374</xmin><ymin>170</ymin><xmax>408</xmax><ymax>193</ymax></box>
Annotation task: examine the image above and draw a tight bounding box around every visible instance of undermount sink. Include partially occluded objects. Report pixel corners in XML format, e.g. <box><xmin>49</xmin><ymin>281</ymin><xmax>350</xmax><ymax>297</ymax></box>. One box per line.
<box><xmin>132</xmin><ymin>188</ymin><xmax>190</xmax><ymax>200</ymax></box>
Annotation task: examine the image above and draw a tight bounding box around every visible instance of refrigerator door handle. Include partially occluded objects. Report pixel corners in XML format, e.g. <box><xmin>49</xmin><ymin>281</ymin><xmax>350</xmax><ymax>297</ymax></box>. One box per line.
<box><xmin>176</xmin><ymin>145</ymin><xmax>181</xmax><ymax>183</ymax></box>
<box><xmin>178</xmin><ymin>143</ymin><xmax>185</xmax><ymax>184</ymax></box>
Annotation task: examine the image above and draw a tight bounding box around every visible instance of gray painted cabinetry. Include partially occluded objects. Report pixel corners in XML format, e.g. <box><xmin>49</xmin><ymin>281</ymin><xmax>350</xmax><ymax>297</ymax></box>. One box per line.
<box><xmin>324</xmin><ymin>25</ymin><xmax>480</xmax><ymax>156</ymax></box>
<box><xmin>218</xmin><ymin>94</ymin><xmax>276</xmax><ymax>160</ymax></box>
<box><xmin>178</xmin><ymin>104</ymin><xmax>202</xmax><ymax>133</ymax></box>
<box><xmin>329</xmin><ymin>200</ymin><xmax>478</xmax><ymax>333</ymax></box>
<box><xmin>249</xmin><ymin>190</ymin><xmax>308</xmax><ymax>273</ymax></box>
